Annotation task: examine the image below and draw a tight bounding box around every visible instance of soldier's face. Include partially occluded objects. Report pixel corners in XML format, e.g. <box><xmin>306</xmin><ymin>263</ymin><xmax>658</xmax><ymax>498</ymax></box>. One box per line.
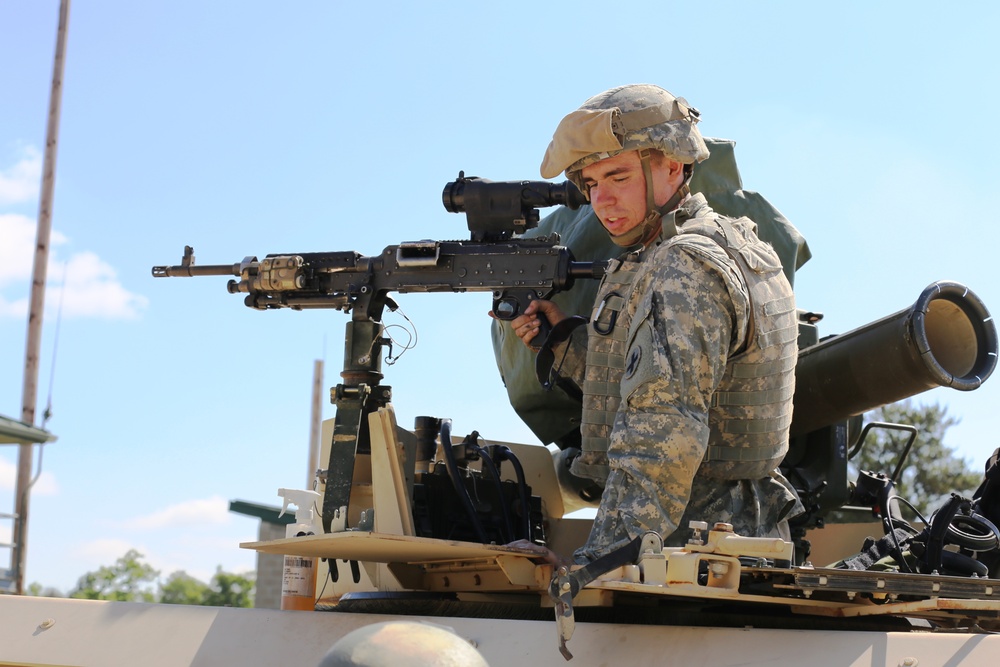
<box><xmin>580</xmin><ymin>151</ymin><xmax>677</xmax><ymax>239</ymax></box>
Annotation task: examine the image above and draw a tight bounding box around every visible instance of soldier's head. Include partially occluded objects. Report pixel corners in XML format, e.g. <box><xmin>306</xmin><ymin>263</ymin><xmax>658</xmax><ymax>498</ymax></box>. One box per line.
<box><xmin>540</xmin><ymin>84</ymin><xmax>709</xmax><ymax>247</ymax></box>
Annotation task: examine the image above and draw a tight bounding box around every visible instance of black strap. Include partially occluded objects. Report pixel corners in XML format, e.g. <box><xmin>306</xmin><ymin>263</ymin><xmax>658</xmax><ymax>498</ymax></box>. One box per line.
<box><xmin>838</xmin><ymin>527</ymin><xmax>916</xmax><ymax>571</ymax></box>
<box><xmin>535</xmin><ymin>315</ymin><xmax>588</xmax><ymax>395</ymax></box>
<box><xmin>551</xmin><ymin>534</ymin><xmax>647</xmax><ymax>600</ymax></box>
<box><xmin>924</xmin><ymin>494</ymin><xmax>971</xmax><ymax>574</ymax></box>
<box><xmin>974</xmin><ymin>446</ymin><xmax>1000</xmax><ymax>500</ymax></box>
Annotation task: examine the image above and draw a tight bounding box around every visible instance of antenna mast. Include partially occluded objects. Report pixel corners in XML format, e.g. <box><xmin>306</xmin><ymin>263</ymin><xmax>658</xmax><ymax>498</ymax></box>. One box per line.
<box><xmin>14</xmin><ymin>0</ymin><xmax>71</xmax><ymax>595</ymax></box>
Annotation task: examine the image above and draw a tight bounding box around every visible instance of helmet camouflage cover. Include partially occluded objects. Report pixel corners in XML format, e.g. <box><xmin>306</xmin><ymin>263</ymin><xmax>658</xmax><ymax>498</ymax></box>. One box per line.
<box><xmin>318</xmin><ymin>620</ymin><xmax>490</xmax><ymax>667</ymax></box>
<box><xmin>540</xmin><ymin>83</ymin><xmax>710</xmax><ymax>190</ymax></box>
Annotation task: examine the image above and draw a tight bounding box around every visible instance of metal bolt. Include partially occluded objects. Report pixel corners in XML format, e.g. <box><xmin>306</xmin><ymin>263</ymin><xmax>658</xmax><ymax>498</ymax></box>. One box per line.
<box><xmin>688</xmin><ymin>520</ymin><xmax>708</xmax><ymax>545</ymax></box>
<box><xmin>710</xmin><ymin>562</ymin><xmax>730</xmax><ymax>578</ymax></box>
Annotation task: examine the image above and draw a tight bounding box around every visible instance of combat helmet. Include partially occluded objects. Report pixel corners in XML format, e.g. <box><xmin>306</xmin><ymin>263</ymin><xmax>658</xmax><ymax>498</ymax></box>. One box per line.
<box><xmin>317</xmin><ymin>620</ymin><xmax>490</xmax><ymax>667</ymax></box>
<box><xmin>540</xmin><ymin>84</ymin><xmax>710</xmax><ymax>246</ymax></box>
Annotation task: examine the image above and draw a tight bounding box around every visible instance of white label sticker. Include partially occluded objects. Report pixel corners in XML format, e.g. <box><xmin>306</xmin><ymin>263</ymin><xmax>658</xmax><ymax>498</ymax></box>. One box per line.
<box><xmin>281</xmin><ymin>556</ymin><xmax>315</xmax><ymax>597</ymax></box>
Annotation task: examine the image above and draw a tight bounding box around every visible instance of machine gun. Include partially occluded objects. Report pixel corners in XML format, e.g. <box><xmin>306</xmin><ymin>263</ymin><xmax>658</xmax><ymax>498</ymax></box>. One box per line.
<box><xmin>153</xmin><ymin>173</ymin><xmax>596</xmax><ymax>323</ymax></box>
<box><xmin>153</xmin><ymin>173</ymin><xmax>604</xmax><ymax>534</ymax></box>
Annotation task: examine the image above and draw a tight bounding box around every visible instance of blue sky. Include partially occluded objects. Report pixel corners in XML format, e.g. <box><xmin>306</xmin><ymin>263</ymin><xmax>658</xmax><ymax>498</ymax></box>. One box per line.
<box><xmin>2</xmin><ymin>1</ymin><xmax>999</xmax><ymax>593</ymax></box>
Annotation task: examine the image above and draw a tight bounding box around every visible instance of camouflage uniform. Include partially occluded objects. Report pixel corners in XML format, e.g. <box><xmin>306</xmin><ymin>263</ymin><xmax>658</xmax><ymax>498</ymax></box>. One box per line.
<box><xmin>534</xmin><ymin>84</ymin><xmax>803</xmax><ymax>562</ymax></box>
<box><xmin>553</xmin><ymin>193</ymin><xmax>802</xmax><ymax>562</ymax></box>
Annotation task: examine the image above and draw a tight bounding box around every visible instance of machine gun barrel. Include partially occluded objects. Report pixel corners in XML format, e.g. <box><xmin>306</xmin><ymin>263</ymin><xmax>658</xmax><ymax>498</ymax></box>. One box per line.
<box><xmin>151</xmin><ymin>263</ymin><xmax>240</xmax><ymax>278</ymax></box>
<box><xmin>790</xmin><ymin>281</ymin><xmax>998</xmax><ymax>436</ymax></box>
<box><xmin>151</xmin><ymin>245</ymin><xmax>249</xmax><ymax>279</ymax></box>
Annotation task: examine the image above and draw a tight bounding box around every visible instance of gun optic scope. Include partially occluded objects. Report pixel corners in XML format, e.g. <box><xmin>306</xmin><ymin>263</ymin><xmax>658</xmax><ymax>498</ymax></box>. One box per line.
<box><xmin>442</xmin><ymin>172</ymin><xmax>588</xmax><ymax>241</ymax></box>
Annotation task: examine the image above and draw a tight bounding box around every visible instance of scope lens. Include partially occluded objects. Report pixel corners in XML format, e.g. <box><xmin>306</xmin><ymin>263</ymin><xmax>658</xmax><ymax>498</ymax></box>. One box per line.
<box><xmin>441</xmin><ymin>180</ymin><xmax>465</xmax><ymax>213</ymax></box>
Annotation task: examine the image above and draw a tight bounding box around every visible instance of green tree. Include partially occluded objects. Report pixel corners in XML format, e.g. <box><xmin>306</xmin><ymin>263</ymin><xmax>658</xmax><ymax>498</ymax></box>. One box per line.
<box><xmin>68</xmin><ymin>549</ymin><xmax>159</xmax><ymax>602</ymax></box>
<box><xmin>853</xmin><ymin>400</ymin><xmax>981</xmax><ymax>516</ymax></box>
<box><xmin>202</xmin><ymin>567</ymin><xmax>254</xmax><ymax>608</ymax></box>
<box><xmin>26</xmin><ymin>582</ymin><xmax>63</xmax><ymax>597</ymax></box>
<box><xmin>159</xmin><ymin>571</ymin><xmax>210</xmax><ymax>605</ymax></box>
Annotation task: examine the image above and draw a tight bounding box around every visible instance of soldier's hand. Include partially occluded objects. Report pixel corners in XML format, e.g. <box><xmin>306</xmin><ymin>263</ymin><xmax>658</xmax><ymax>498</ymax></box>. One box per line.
<box><xmin>501</xmin><ymin>299</ymin><xmax>568</xmax><ymax>350</ymax></box>
<box><xmin>505</xmin><ymin>539</ymin><xmax>571</xmax><ymax>568</ymax></box>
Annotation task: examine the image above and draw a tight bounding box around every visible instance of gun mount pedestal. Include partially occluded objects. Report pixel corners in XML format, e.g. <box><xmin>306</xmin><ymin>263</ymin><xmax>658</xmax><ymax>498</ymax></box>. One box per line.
<box><xmin>322</xmin><ymin>320</ymin><xmax>392</xmax><ymax>533</ymax></box>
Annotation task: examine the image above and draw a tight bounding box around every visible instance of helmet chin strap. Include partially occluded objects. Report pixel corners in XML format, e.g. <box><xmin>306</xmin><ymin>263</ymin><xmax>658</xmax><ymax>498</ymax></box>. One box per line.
<box><xmin>608</xmin><ymin>149</ymin><xmax>688</xmax><ymax>248</ymax></box>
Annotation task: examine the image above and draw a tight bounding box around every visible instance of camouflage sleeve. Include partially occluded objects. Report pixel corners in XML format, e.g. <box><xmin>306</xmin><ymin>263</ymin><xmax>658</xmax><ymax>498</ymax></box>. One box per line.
<box><xmin>603</xmin><ymin>237</ymin><xmax>750</xmax><ymax>544</ymax></box>
<box><xmin>549</xmin><ymin>325</ymin><xmax>588</xmax><ymax>389</ymax></box>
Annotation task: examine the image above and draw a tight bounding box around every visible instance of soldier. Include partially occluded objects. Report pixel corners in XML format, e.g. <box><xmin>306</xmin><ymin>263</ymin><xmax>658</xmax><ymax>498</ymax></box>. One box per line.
<box><xmin>506</xmin><ymin>84</ymin><xmax>803</xmax><ymax>564</ymax></box>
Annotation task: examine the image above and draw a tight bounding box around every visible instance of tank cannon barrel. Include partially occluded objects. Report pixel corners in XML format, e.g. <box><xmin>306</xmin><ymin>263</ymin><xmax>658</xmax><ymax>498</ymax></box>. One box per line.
<box><xmin>790</xmin><ymin>281</ymin><xmax>998</xmax><ymax>436</ymax></box>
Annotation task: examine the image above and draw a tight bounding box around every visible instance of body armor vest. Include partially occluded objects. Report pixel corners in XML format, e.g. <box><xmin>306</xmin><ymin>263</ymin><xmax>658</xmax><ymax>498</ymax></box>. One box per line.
<box><xmin>573</xmin><ymin>196</ymin><xmax>797</xmax><ymax>484</ymax></box>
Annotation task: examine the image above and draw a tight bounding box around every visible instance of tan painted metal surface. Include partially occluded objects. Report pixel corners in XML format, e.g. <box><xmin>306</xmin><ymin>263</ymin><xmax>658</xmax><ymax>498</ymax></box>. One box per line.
<box><xmin>4</xmin><ymin>595</ymin><xmax>1000</xmax><ymax>667</ymax></box>
<box><xmin>242</xmin><ymin>531</ymin><xmax>538</xmax><ymax>562</ymax></box>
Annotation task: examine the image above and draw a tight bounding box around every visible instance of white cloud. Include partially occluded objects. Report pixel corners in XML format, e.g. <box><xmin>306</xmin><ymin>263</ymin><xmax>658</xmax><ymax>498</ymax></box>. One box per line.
<box><xmin>146</xmin><ymin>533</ymin><xmax>258</xmax><ymax>583</ymax></box>
<box><xmin>60</xmin><ymin>534</ymin><xmax>255</xmax><ymax>591</ymax></box>
<box><xmin>0</xmin><ymin>212</ymin><xmax>148</xmax><ymax>320</ymax></box>
<box><xmin>120</xmin><ymin>496</ymin><xmax>232</xmax><ymax>531</ymax></box>
<box><xmin>0</xmin><ymin>213</ymin><xmax>68</xmax><ymax>288</ymax></box>
<box><xmin>56</xmin><ymin>251</ymin><xmax>150</xmax><ymax>319</ymax></box>
<box><xmin>0</xmin><ymin>455</ymin><xmax>15</xmax><ymax>490</ymax></box>
<box><xmin>38</xmin><ymin>538</ymin><xmax>153</xmax><ymax>593</ymax></box>
<box><xmin>0</xmin><ymin>295</ymin><xmax>29</xmax><ymax>317</ymax></box>
<box><xmin>0</xmin><ymin>146</ymin><xmax>41</xmax><ymax>205</ymax></box>
<box><xmin>0</xmin><ymin>452</ymin><xmax>59</xmax><ymax>496</ymax></box>
<box><xmin>74</xmin><ymin>537</ymin><xmax>144</xmax><ymax>567</ymax></box>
